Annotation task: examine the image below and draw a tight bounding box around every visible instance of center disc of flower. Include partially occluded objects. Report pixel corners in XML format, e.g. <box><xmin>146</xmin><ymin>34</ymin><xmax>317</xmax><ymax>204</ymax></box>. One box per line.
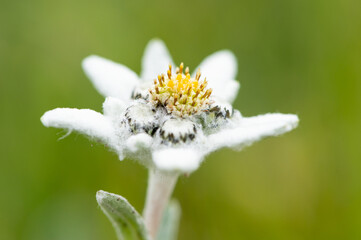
<box><xmin>149</xmin><ymin>63</ymin><xmax>212</xmax><ymax>117</ymax></box>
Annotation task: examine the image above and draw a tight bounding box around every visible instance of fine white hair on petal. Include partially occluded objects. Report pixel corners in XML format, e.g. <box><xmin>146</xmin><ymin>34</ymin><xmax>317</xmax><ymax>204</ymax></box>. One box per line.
<box><xmin>126</xmin><ymin>133</ymin><xmax>153</xmax><ymax>153</ymax></box>
<box><xmin>82</xmin><ymin>55</ymin><xmax>140</xmax><ymax>100</ymax></box>
<box><xmin>152</xmin><ymin>148</ymin><xmax>204</xmax><ymax>173</ymax></box>
<box><xmin>207</xmin><ymin>113</ymin><xmax>299</xmax><ymax>152</ymax></box>
<box><xmin>219</xmin><ymin>80</ymin><xmax>240</xmax><ymax>104</ymax></box>
<box><xmin>140</xmin><ymin>39</ymin><xmax>174</xmax><ymax>81</ymax></box>
<box><xmin>193</xmin><ymin>50</ymin><xmax>239</xmax><ymax>103</ymax></box>
<box><xmin>103</xmin><ymin>97</ymin><xmax>127</xmax><ymax>117</ymax></box>
<box><xmin>41</xmin><ymin>108</ymin><xmax>116</xmax><ymax>144</ymax></box>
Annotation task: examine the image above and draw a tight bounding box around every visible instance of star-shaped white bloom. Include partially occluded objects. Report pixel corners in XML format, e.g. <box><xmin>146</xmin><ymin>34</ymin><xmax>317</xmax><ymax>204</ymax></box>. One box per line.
<box><xmin>41</xmin><ymin>39</ymin><xmax>299</xmax><ymax>174</ymax></box>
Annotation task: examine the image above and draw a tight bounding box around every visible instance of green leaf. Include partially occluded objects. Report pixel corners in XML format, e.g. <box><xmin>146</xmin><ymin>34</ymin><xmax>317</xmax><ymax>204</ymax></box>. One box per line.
<box><xmin>96</xmin><ymin>190</ymin><xmax>150</xmax><ymax>240</ymax></box>
<box><xmin>156</xmin><ymin>200</ymin><xmax>181</xmax><ymax>240</ymax></box>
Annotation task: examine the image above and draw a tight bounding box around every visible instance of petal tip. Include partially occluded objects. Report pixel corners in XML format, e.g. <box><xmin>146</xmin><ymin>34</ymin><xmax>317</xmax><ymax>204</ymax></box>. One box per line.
<box><xmin>287</xmin><ymin>114</ymin><xmax>300</xmax><ymax>130</ymax></box>
<box><xmin>146</xmin><ymin>38</ymin><xmax>166</xmax><ymax>48</ymax></box>
<box><xmin>40</xmin><ymin>113</ymin><xmax>48</xmax><ymax>127</ymax></box>
<box><xmin>211</xmin><ymin>49</ymin><xmax>238</xmax><ymax>72</ymax></box>
<box><xmin>82</xmin><ymin>55</ymin><xmax>101</xmax><ymax>71</ymax></box>
<box><xmin>219</xmin><ymin>49</ymin><xmax>237</xmax><ymax>62</ymax></box>
<box><xmin>40</xmin><ymin>109</ymin><xmax>57</xmax><ymax>127</ymax></box>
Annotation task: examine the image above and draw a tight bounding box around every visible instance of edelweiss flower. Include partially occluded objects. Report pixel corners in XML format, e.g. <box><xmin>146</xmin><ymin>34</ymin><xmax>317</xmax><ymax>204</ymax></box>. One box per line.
<box><xmin>41</xmin><ymin>39</ymin><xmax>299</xmax><ymax>174</ymax></box>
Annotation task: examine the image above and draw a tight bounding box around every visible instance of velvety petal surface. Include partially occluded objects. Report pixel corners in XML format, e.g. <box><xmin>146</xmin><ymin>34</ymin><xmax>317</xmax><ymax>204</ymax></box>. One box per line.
<box><xmin>102</xmin><ymin>97</ymin><xmax>127</xmax><ymax>118</ymax></box>
<box><xmin>193</xmin><ymin>50</ymin><xmax>239</xmax><ymax>103</ymax></box>
<box><xmin>207</xmin><ymin>113</ymin><xmax>299</xmax><ymax>152</ymax></box>
<box><xmin>41</xmin><ymin>108</ymin><xmax>116</xmax><ymax>144</ymax></box>
<box><xmin>82</xmin><ymin>55</ymin><xmax>140</xmax><ymax>100</ymax></box>
<box><xmin>141</xmin><ymin>39</ymin><xmax>174</xmax><ymax>82</ymax></box>
<box><xmin>152</xmin><ymin>148</ymin><xmax>203</xmax><ymax>173</ymax></box>
<box><xmin>126</xmin><ymin>133</ymin><xmax>153</xmax><ymax>153</ymax></box>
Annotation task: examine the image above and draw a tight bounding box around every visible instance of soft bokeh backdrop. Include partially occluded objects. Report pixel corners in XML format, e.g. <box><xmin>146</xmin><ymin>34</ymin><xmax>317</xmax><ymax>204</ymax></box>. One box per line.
<box><xmin>1</xmin><ymin>0</ymin><xmax>360</xmax><ymax>239</ymax></box>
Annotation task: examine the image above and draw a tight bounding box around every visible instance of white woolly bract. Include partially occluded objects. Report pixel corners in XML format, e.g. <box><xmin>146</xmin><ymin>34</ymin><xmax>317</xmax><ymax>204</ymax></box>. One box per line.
<box><xmin>103</xmin><ymin>97</ymin><xmax>127</xmax><ymax>118</ymax></box>
<box><xmin>126</xmin><ymin>133</ymin><xmax>153</xmax><ymax>153</ymax></box>
<box><xmin>192</xmin><ymin>50</ymin><xmax>239</xmax><ymax>103</ymax></box>
<box><xmin>152</xmin><ymin>148</ymin><xmax>203</xmax><ymax>172</ymax></box>
<box><xmin>141</xmin><ymin>39</ymin><xmax>175</xmax><ymax>81</ymax></box>
<box><xmin>82</xmin><ymin>55</ymin><xmax>140</xmax><ymax>100</ymax></box>
<box><xmin>41</xmin><ymin>108</ymin><xmax>116</xmax><ymax>146</ymax></box>
<box><xmin>206</xmin><ymin>113</ymin><xmax>299</xmax><ymax>152</ymax></box>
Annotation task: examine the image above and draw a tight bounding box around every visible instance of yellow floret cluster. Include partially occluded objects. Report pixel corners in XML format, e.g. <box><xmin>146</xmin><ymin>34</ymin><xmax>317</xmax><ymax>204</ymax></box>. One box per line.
<box><xmin>149</xmin><ymin>63</ymin><xmax>212</xmax><ymax>117</ymax></box>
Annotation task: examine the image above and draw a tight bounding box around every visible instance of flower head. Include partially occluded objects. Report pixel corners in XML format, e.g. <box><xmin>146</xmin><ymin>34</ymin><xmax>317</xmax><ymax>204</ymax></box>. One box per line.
<box><xmin>41</xmin><ymin>39</ymin><xmax>299</xmax><ymax>174</ymax></box>
<box><xmin>149</xmin><ymin>63</ymin><xmax>211</xmax><ymax>117</ymax></box>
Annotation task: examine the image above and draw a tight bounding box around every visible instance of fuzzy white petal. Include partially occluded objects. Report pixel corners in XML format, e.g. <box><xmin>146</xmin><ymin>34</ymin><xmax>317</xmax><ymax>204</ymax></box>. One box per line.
<box><xmin>103</xmin><ymin>97</ymin><xmax>127</xmax><ymax>118</ymax></box>
<box><xmin>152</xmin><ymin>148</ymin><xmax>203</xmax><ymax>173</ymax></box>
<box><xmin>218</xmin><ymin>80</ymin><xmax>240</xmax><ymax>104</ymax></box>
<box><xmin>141</xmin><ymin>39</ymin><xmax>174</xmax><ymax>81</ymax></box>
<box><xmin>82</xmin><ymin>55</ymin><xmax>140</xmax><ymax>100</ymax></box>
<box><xmin>207</xmin><ymin>113</ymin><xmax>299</xmax><ymax>152</ymax></box>
<box><xmin>41</xmin><ymin>108</ymin><xmax>116</xmax><ymax>144</ymax></box>
<box><xmin>126</xmin><ymin>133</ymin><xmax>153</xmax><ymax>153</ymax></box>
<box><xmin>193</xmin><ymin>50</ymin><xmax>239</xmax><ymax>103</ymax></box>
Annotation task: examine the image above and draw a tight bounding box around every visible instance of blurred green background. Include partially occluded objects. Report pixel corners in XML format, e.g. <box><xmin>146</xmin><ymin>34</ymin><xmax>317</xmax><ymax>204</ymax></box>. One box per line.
<box><xmin>1</xmin><ymin>0</ymin><xmax>361</xmax><ymax>239</ymax></box>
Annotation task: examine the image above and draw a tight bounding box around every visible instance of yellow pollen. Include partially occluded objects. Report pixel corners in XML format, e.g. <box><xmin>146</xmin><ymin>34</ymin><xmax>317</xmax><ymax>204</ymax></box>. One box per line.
<box><xmin>176</xmin><ymin>74</ymin><xmax>182</xmax><ymax>81</ymax></box>
<box><xmin>167</xmin><ymin>79</ymin><xmax>174</xmax><ymax>89</ymax></box>
<box><xmin>149</xmin><ymin>63</ymin><xmax>212</xmax><ymax>117</ymax></box>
